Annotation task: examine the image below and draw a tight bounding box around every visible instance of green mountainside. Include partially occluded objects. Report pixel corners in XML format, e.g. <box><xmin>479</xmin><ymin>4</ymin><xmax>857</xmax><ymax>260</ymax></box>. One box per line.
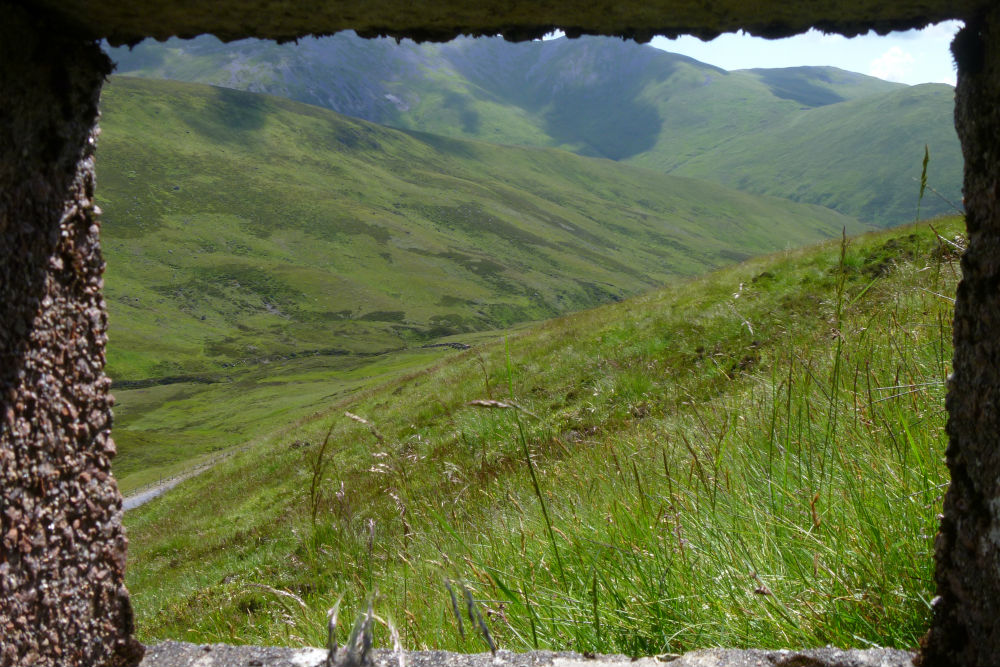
<box><xmin>639</xmin><ymin>83</ymin><xmax>962</xmax><ymax>224</ymax></box>
<box><xmin>97</xmin><ymin>75</ymin><xmax>863</xmax><ymax>384</ymax></box>
<box><xmin>101</xmin><ymin>42</ymin><xmax>957</xmax><ymax>653</ymax></box>
<box><xmin>107</xmin><ymin>33</ymin><xmax>962</xmax><ymax>225</ymax></box>
<box><xmin>123</xmin><ymin>215</ymin><xmax>961</xmax><ymax>653</ymax></box>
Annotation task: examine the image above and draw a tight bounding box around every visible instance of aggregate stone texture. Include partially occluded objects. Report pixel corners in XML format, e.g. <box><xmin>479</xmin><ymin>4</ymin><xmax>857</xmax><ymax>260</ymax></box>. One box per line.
<box><xmin>0</xmin><ymin>5</ymin><xmax>142</xmax><ymax>667</ymax></box>
<box><xmin>919</xmin><ymin>6</ymin><xmax>1000</xmax><ymax>666</ymax></box>
<box><xmin>138</xmin><ymin>643</ymin><xmax>916</xmax><ymax>667</ymax></box>
<box><xmin>2</xmin><ymin>0</ymin><xmax>1000</xmax><ymax>665</ymax></box>
<box><xmin>33</xmin><ymin>0</ymin><xmax>989</xmax><ymax>47</ymax></box>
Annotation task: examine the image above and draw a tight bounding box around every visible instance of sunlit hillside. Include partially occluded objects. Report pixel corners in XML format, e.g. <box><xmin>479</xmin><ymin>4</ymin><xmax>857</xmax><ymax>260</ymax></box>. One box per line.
<box><xmin>123</xmin><ymin>217</ymin><xmax>960</xmax><ymax>655</ymax></box>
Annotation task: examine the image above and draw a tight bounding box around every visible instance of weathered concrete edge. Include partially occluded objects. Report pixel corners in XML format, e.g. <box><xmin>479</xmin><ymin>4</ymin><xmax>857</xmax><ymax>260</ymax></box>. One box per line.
<box><xmin>139</xmin><ymin>642</ymin><xmax>916</xmax><ymax>667</ymax></box>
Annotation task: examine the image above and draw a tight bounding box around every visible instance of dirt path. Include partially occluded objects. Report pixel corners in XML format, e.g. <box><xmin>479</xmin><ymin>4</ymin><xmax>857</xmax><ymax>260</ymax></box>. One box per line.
<box><xmin>122</xmin><ymin>445</ymin><xmax>249</xmax><ymax>511</ymax></box>
<box><xmin>122</xmin><ymin>463</ymin><xmax>214</xmax><ymax>511</ymax></box>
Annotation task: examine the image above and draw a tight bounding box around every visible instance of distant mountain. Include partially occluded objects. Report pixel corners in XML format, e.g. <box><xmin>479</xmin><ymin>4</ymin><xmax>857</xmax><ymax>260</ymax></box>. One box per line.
<box><xmin>96</xmin><ymin>76</ymin><xmax>865</xmax><ymax>381</ymax></box>
<box><xmin>639</xmin><ymin>82</ymin><xmax>962</xmax><ymax>225</ymax></box>
<box><xmin>107</xmin><ymin>33</ymin><xmax>962</xmax><ymax>226</ymax></box>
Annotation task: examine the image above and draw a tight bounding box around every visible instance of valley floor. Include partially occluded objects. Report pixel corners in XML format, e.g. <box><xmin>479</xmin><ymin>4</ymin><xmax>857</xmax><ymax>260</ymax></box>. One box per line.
<box><xmin>113</xmin><ymin>329</ymin><xmax>523</xmax><ymax>493</ymax></box>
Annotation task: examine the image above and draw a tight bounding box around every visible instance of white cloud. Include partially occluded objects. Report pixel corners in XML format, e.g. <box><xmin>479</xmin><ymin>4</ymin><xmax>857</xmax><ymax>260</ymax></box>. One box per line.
<box><xmin>653</xmin><ymin>28</ymin><xmax>956</xmax><ymax>85</ymax></box>
<box><xmin>869</xmin><ymin>46</ymin><xmax>915</xmax><ymax>82</ymax></box>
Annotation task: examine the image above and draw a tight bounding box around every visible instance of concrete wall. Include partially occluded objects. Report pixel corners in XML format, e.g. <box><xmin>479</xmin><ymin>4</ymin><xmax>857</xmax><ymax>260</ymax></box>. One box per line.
<box><xmin>1</xmin><ymin>1</ymin><xmax>999</xmax><ymax>665</ymax></box>
<box><xmin>919</xmin><ymin>9</ymin><xmax>1000</xmax><ymax>665</ymax></box>
<box><xmin>0</xmin><ymin>7</ymin><xmax>142</xmax><ymax>666</ymax></box>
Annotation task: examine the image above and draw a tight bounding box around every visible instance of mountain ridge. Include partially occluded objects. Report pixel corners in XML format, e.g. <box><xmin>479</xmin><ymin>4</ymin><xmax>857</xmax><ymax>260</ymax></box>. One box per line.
<box><xmin>106</xmin><ymin>32</ymin><xmax>961</xmax><ymax>225</ymax></box>
<box><xmin>97</xmin><ymin>74</ymin><xmax>865</xmax><ymax>383</ymax></box>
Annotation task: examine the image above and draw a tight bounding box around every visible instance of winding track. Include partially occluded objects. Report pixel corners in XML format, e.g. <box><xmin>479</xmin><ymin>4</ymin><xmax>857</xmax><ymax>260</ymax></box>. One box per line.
<box><xmin>122</xmin><ymin>445</ymin><xmax>249</xmax><ymax>511</ymax></box>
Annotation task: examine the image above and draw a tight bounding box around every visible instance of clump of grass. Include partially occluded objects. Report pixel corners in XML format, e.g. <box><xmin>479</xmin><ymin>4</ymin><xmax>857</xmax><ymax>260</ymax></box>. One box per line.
<box><xmin>309</xmin><ymin>421</ymin><xmax>338</xmax><ymax>527</ymax></box>
<box><xmin>125</xmin><ymin>217</ymin><xmax>962</xmax><ymax>655</ymax></box>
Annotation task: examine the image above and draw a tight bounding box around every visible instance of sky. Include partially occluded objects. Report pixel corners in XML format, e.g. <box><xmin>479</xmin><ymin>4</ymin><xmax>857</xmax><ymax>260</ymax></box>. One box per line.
<box><xmin>546</xmin><ymin>21</ymin><xmax>961</xmax><ymax>86</ymax></box>
<box><xmin>654</xmin><ymin>22</ymin><xmax>962</xmax><ymax>86</ymax></box>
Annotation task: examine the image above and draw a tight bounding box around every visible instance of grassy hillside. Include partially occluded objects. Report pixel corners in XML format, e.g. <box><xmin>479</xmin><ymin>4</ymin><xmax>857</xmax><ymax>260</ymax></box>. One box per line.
<box><xmin>97</xmin><ymin>75</ymin><xmax>862</xmax><ymax>384</ymax></box>
<box><xmin>123</xmin><ymin>216</ymin><xmax>961</xmax><ymax>654</ymax></box>
<box><xmin>107</xmin><ymin>35</ymin><xmax>902</xmax><ymax>160</ymax></box>
<box><xmin>648</xmin><ymin>83</ymin><xmax>962</xmax><ymax>225</ymax></box>
<box><xmin>111</xmin><ymin>343</ymin><xmax>469</xmax><ymax>493</ymax></box>
<box><xmin>107</xmin><ymin>34</ymin><xmax>961</xmax><ymax>225</ymax></box>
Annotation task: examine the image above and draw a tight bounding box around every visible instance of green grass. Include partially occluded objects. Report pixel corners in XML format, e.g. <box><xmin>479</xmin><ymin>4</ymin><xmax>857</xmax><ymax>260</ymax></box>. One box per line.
<box><xmin>123</xmin><ymin>216</ymin><xmax>961</xmax><ymax>653</ymax></box>
<box><xmin>642</xmin><ymin>83</ymin><xmax>963</xmax><ymax>227</ymax></box>
<box><xmin>111</xmin><ymin>325</ymin><xmax>526</xmax><ymax>493</ymax></box>
<box><xmin>98</xmin><ymin>75</ymin><xmax>863</xmax><ymax>383</ymax></box>
<box><xmin>113</xmin><ymin>345</ymin><xmax>463</xmax><ymax>492</ymax></box>
<box><xmin>99</xmin><ymin>74</ymin><xmax>871</xmax><ymax>489</ymax></box>
<box><xmin>107</xmin><ymin>34</ymin><xmax>961</xmax><ymax>226</ymax></box>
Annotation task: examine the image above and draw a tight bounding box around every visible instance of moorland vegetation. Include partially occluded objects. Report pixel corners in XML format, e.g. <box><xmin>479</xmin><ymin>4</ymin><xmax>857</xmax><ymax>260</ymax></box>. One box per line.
<box><xmin>122</xmin><ymin>216</ymin><xmax>961</xmax><ymax>654</ymax></box>
<box><xmin>98</xmin><ymin>38</ymin><xmax>962</xmax><ymax>655</ymax></box>
<box><xmin>97</xmin><ymin>75</ymin><xmax>863</xmax><ymax>492</ymax></box>
<box><xmin>108</xmin><ymin>33</ymin><xmax>962</xmax><ymax>226</ymax></box>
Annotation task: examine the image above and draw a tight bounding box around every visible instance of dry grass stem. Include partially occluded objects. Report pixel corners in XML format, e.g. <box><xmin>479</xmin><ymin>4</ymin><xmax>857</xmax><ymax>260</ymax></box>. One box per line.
<box><xmin>346</xmin><ymin>411</ymin><xmax>386</xmax><ymax>444</ymax></box>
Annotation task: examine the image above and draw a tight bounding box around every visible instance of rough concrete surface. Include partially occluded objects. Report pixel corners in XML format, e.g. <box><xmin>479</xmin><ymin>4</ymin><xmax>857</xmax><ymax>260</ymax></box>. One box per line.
<box><xmin>33</xmin><ymin>0</ymin><xmax>989</xmax><ymax>46</ymax></box>
<box><xmin>138</xmin><ymin>643</ymin><xmax>916</xmax><ymax>667</ymax></box>
<box><xmin>0</xmin><ymin>5</ymin><xmax>142</xmax><ymax>667</ymax></box>
<box><xmin>2</xmin><ymin>0</ymin><xmax>1000</xmax><ymax>664</ymax></box>
<box><xmin>918</xmin><ymin>6</ymin><xmax>1000</xmax><ymax>666</ymax></box>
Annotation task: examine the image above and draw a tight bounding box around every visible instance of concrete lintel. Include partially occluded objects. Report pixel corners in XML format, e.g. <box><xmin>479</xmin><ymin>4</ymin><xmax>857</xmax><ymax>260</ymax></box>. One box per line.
<box><xmin>30</xmin><ymin>0</ymin><xmax>990</xmax><ymax>47</ymax></box>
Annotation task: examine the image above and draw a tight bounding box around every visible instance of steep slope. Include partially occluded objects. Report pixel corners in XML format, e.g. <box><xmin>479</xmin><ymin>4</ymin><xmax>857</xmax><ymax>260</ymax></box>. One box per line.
<box><xmin>426</xmin><ymin>39</ymin><xmax>904</xmax><ymax>161</ymax></box>
<box><xmin>122</xmin><ymin>216</ymin><xmax>961</xmax><ymax>653</ymax></box>
<box><xmin>107</xmin><ymin>34</ymin><xmax>902</xmax><ymax>156</ymax></box>
<box><xmin>106</xmin><ymin>33</ymin><xmax>432</xmax><ymax>126</ymax></box>
<box><xmin>743</xmin><ymin>65</ymin><xmax>904</xmax><ymax>106</ymax></box>
<box><xmin>97</xmin><ymin>75</ymin><xmax>864</xmax><ymax>383</ymax></box>
<box><xmin>106</xmin><ymin>33</ymin><xmax>960</xmax><ymax>225</ymax></box>
<box><xmin>639</xmin><ymin>83</ymin><xmax>962</xmax><ymax>223</ymax></box>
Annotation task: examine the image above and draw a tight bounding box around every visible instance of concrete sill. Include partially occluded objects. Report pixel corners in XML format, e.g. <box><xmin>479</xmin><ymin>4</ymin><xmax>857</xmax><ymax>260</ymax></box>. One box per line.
<box><xmin>138</xmin><ymin>641</ymin><xmax>916</xmax><ymax>667</ymax></box>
